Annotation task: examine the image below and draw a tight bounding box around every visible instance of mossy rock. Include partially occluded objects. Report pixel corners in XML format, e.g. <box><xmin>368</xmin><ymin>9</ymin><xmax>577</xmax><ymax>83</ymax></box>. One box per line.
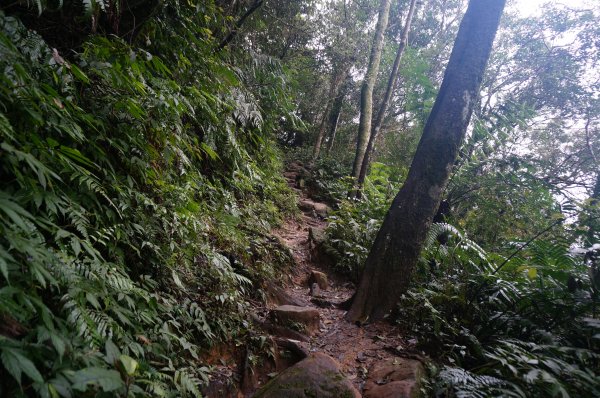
<box><xmin>254</xmin><ymin>353</ymin><xmax>360</xmax><ymax>398</ymax></box>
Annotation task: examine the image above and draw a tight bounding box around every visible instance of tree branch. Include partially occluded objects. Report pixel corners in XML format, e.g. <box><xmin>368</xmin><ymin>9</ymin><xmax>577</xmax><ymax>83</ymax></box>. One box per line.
<box><xmin>217</xmin><ymin>0</ymin><xmax>263</xmax><ymax>51</ymax></box>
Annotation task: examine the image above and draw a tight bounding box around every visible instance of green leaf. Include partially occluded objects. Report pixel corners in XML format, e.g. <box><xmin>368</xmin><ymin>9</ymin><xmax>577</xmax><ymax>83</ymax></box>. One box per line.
<box><xmin>70</xmin><ymin>64</ymin><xmax>90</xmax><ymax>83</ymax></box>
<box><xmin>118</xmin><ymin>355</ymin><xmax>138</xmax><ymax>376</ymax></box>
<box><xmin>104</xmin><ymin>340</ymin><xmax>121</xmax><ymax>365</ymax></box>
<box><xmin>50</xmin><ymin>333</ymin><xmax>66</xmax><ymax>361</ymax></box>
<box><xmin>0</xmin><ymin>255</ymin><xmax>9</xmax><ymax>283</ymax></box>
<box><xmin>71</xmin><ymin>238</ymin><xmax>81</xmax><ymax>257</ymax></box>
<box><xmin>71</xmin><ymin>367</ymin><xmax>124</xmax><ymax>392</ymax></box>
<box><xmin>1</xmin><ymin>347</ymin><xmax>44</xmax><ymax>384</ymax></box>
<box><xmin>0</xmin><ymin>193</ymin><xmax>35</xmax><ymax>231</ymax></box>
<box><xmin>527</xmin><ymin>267</ymin><xmax>537</xmax><ymax>279</ymax></box>
<box><xmin>200</xmin><ymin>143</ymin><xmax>219</xmax><ymax>161</ymax></box>
<box><xmin>172</xmin><ymin>270</ymin><xmax>185</xmax><ymax>289</ymax></box>
<box><xmin>86</xmin><ymin>292</ymin><xmax>101</xmax><ymax>309</ymax></box>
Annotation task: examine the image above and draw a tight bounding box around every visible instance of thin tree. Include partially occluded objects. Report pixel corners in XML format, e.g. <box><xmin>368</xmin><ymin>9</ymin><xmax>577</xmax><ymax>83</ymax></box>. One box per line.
<box><xmin>584</xmin><ymin>111</ymin><xmax>600</xmax><ymax>244</ymax></box>
<box><xmin>350</xmin><ymin>0</ymin><xmax>392</xmax><ymax>179</ymax></box>
<box><xmin>325</xmin><ymin>75</ymin><xmax>352</xmax><ymax>153</ymax></box>
<box><xmin>312</xmin><ymin>61</ymin><xmax>352</xmax><ymax>160</ymax></box>
<box><xmin>347</xmin><ymin>0</ymin><xmax>507</xmax><ymax>323</ymax></box>
<box><xmin>356</xmin><ymin>0</ymin><xmax>419</xmax><ymax>189</ymax></box>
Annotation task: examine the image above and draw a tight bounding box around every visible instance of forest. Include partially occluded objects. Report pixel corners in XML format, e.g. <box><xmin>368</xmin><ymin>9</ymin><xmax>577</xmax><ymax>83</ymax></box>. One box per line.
<box><xmin>0</xmin><ymin>0</ymin><xmax>598</xmax><ymax>397</ymax></box>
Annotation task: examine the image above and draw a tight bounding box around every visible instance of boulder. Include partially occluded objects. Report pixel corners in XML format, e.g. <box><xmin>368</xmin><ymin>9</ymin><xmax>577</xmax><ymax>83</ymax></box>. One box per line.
<box><xmin>253</xmin><ymin>353</ymin><xmax>361</xmax><ymax>398</ymax></box>
<box><xmin>298</xmin><ymin>199</ymin><xmax>315</xmax><ymax>212</ymax></box>
<box><xmin>308</xmin><ymin>227</ymin><xmax>337</xmax><ymax>268</ymax></box>
<box><xmin>266</xmin><ymin>283</ymin><xmax>307</xmax><ymax>307</ymax></box>
<box><xmin>308</xmin><ymin>270</ymin><xmax>329</xmax><ymax>290</ymax></box>
<box><xmin>363</xmin><ymin>358</ymin><xmax>424</xmax><ymax>398</ymax></box>
<box><xmin>313</xmin><ymin>202</ymin><xmax>332</xmax><ymax>218</ymax></box>
<box><xmin>270</xmin><ymin>305</ymin><xmax>320</xmax><ymax>336</ymax></box>
<box><xmin>308</xmin><ymin>226</ymin><xmax>326</xmax><ymax>245</ymax></box>
<box><xmin>251</xmin><ymin>313</ymin><xmax>309</xmax><ymax>342</ymax></box>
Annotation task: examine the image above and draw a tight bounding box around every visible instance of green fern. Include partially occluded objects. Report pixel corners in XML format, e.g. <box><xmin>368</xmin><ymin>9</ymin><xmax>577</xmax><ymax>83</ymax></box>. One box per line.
<box><xmin>436</xmin><ymin>366</ymin><xmax>525</xmax><ymax>398</ymax></box>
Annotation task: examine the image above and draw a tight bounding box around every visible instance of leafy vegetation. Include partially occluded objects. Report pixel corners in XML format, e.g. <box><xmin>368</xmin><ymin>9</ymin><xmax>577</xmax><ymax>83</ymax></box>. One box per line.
<box><xmin>324</xmin><ymin>162</ymin><xmax>403</xmax><ymax>279</ymax></box>
<box><xmin>0</xmin><ymin>2</ymin><xmax>297</xmax><ymax>396</ymax></box>
<box><xmin>396</xmin><ymin>228</ymin><xmax>600</xmax><ymax>397</ymax></box>
<box><xmin>1</xmin><ymin>0</ymin><xmax>599</xmax><ymax>396</ymax></box>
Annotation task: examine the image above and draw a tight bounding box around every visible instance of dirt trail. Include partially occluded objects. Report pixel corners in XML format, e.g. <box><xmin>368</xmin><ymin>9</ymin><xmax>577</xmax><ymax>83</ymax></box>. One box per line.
<box><xmin>270</xmin><ymin>162</ymin><xmax>416</xmax><ymax>393</ymax></box>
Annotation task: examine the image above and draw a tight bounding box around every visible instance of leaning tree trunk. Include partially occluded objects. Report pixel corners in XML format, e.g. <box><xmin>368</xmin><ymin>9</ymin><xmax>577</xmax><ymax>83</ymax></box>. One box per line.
<box><xmin>347</xmin><ymin>0</ymin><xmax>506</xmax><ymax>324</ymax></box>
<box><xmin>356</xmin><ymin>0</ymin><xmax>418</xmax><ymax>189</ymax></box>
<box><xmin>350</xmin><ymin>0</ymin><xmax>392</xmax><ymax>179</ymax></box>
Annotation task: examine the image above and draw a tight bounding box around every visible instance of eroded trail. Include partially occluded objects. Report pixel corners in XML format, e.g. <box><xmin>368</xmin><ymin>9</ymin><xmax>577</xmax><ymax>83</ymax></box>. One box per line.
<box><xmin>254</xmin><ymin>161</ymin><xmax>423</xmax><ymax>397</ymax></box>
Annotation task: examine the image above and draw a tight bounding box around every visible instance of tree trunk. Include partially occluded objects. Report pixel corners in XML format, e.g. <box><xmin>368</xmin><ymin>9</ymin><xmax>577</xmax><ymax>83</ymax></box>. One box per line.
<box><xmin>312</xmin><ymin>62</ymin><xmax>352</xmax><ymax>160</ymax></box>
<box><xmin>586</xmin><ymin>172</ymin><xmax>600</xmax><ymax>244</ymax></box>
<box><xmin>325</xmin><ymin>75</ymin><xmax>351</xmax><ymax>154</ymax></box>
<box><xmin>356</xmin><ymin>0</ymin><xmax>418</xmax><ymax>189</ymax></box>
<box><xmin>350</xmin><ymin>0</ymin><xmax>392</xmax><ymax>179</ymax></box>
<box><xmin>347</xmin><ymin>0</ymin><xmax>506</xmax><ymax>324</ymax></box>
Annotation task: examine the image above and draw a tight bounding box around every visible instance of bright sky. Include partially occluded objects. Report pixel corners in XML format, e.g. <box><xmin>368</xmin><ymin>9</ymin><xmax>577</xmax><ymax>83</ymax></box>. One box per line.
<box><xmin>511</xmin><ymin>0</ymin><xmax>594</xmax><ymax>16</ymax></box>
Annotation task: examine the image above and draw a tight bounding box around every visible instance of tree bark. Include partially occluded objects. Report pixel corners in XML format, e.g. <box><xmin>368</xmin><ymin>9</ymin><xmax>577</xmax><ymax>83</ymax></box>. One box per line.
<box><xmin>356</xmin><ymin>0</ymin><xmax>418</xmax><ymax>189</ymax></box>
<box><xmin>347</xmin><ymin>0</ymin><xmax>506</xmax><ymax>324</ymax></box>
<box><xmin>350</xmin><ymin>0</ymin><xmax>392</xmax><ymax>179</ymax></box>
<box><xmin>312</xmin><ymin>62</ymin><xmax>352</xmax><ymax>160</ymax></box>
<box><xmin>325</xmin><ymin>75</ymin><xmax>351</xmax><ymax>154</ymax></box>
<box><xmin>586</xmin><ymin>172</ymin><xmax>600</xmax><ymax>244</ymax></box>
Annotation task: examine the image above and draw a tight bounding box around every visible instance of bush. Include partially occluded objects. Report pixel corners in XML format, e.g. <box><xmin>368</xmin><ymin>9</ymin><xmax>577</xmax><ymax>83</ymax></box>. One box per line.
<box><xmin>396</xmin><ymin>228</ymin><xmax>600</xmax><ymax>397</ymax></box>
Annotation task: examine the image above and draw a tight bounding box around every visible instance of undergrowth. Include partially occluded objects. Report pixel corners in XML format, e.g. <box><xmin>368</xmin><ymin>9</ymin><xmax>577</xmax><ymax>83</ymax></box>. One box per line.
<box><xmin>317</xmin><ymin>159</ymin><xmax>599</xmax><ymax>396</ymax></box>
<box><xmin>0</xmin><ymin>3</ymin><xmax>296</xmax><ymax>396</ymax></box>
<box><xmin>397</xmin><ymin>226</ymin><xmax>600</xmax><ymax>397</ymax></box>
<box><xmin>324</xmin><ymin>162</ymin><xmax>404</xmax><ymax>279</ymax></box>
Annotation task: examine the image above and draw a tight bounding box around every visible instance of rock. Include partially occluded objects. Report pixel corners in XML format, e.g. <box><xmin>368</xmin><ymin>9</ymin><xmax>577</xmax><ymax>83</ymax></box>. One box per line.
<box><xmin>308</xmin><ymin>227</ymin><xmax>337</xmax><ymax>268</ymax></box>
<box><xmin>253</xmin><ymin>353</ymin><xmax>361</xmax><ymax>398</ymax></box>
<box><xmin>287</xmin><ymin>161</ymin><xmax>305</xmax><ymax>172</ymax></box>
<box><xmin>313</xmin><ymin>202</ymin><xmax>332</xmax><ymax>218</ymax></box>
<box><xmin>251</xmin><ymin>313</ymin><xmax>309</xmax><ymax>342</ymax></box>
<box><xmin>308</xmin><ymin>226</ymin><xmax>326</xmax><ymax>245</ymax></box>
<box><xmin>363</xmin><ymin>358</ymin><xmax>424</xmax><ymax>398</ymax></box>
<box><xmin>298</xmin><ymin>199</ymin><xmax>315</xmax><ymax>212</ymax></box>
<box><xmin>309</xmin><ymin>282</ymin><xmax>321</xmax><ymax>297</ymax></box>
<box><xmin>283</xmin><ymin>171</ymin><xmax>297</xmax><ymax>180</ymax></box>
<box><xmin>310</xmin><ymin>297</ymin><xmax>335</xmax><ymax>308</ymax></box>
<box><xmin>270</xmin><ymin>305</ymin><xmax>320</xmax><ymax>336</ymax></box>
<box><xmin>266</xmin><ymin>283</ymin><xmax>307</xmax><ymax>307</ymax></box>
<box><xmin>309</xmin><ymin>270</ymin><xmax>329</xmax><ymax>290</ymax></box>
<box><xmin>364</xmin><ymin>381</ymin><xmax>419</xmax><ymax>398</ymax></box>
<box><xmin>273</xmin><ymin>337</ymin><xmax>310</xmax><ymax>360</ymax></box>
<box><xmin>296</xmin><ymin>176</ymin><xmax>306</xmax><ymax>189</ymax></box>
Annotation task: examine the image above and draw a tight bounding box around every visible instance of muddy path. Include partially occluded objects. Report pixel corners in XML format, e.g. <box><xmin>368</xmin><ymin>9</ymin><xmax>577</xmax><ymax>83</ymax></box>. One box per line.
<box><xmin>267</xmin><ymin>161</ymin><xmax>419</xmax><ymax>393</ymax></box>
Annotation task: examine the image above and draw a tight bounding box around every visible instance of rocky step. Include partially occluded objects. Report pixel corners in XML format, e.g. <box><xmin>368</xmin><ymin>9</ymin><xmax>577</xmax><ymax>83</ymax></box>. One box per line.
<box><xmin>253</xmin><ymin>352</ymin><xmax>361</xmax><ymax>398</ymax></box>
<box><xmin>298</xmin><ymin>199</ymin><xmax>331</xmax><ymax>218</ymax></box>
<box><xmin>270</xmin><ymin>305</ymin><xmax>320</xmax><ymax>336</ymax></box>
<box><xmin>363</xmin><ymin>358</ymin><xmax>424</xmax><ymax>398</ymax></box>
